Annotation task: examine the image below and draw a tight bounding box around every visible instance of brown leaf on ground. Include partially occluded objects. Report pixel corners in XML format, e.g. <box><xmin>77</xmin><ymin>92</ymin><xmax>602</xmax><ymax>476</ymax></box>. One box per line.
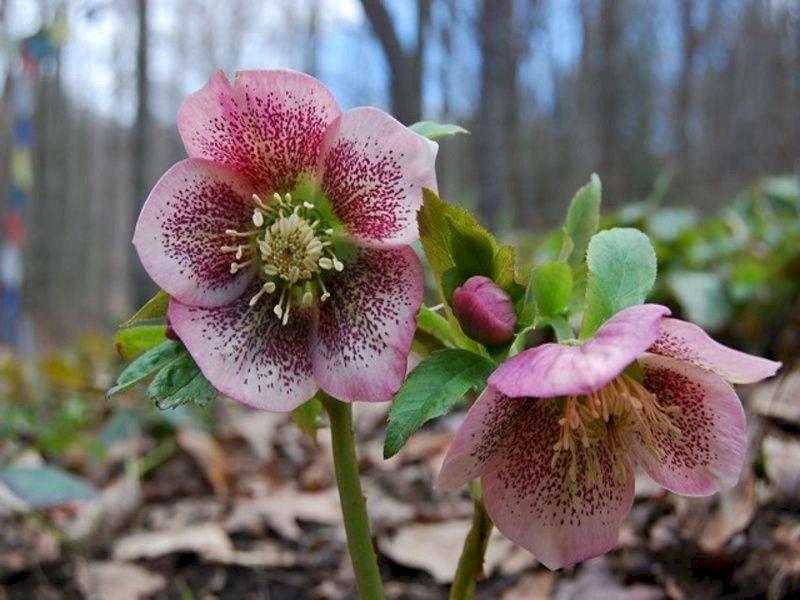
<box><xmin>225</xmin><ymin>485</ymin><xmax>340</xmax><ymax>541</ymax></box>
<box><xmin>763</xmin><ymin>433</ymin><xmax>800</xmax><ymax>499</ymax></box>
<box><xmin>76</xmin><ymin>561</ymin><xmax>166</xmax><ymax>600</ymax></box>
<box><xmin>698</xmin><ymin>470</ymin><xmax>757</xmax><ymax>552</ymax></box>
<box><xmin>177</xmin><ymin>428</ymin><xmax>230</xmax><ymax>498</ymax></box>
<box><xmin>502</xmin><ymin>571</ymin><xmax>555</xmax><ymax>599</ymax></box>
<box><xmin>225</xmin><ymin>409</ymin><xmax>287</xmax><ymax>462</ymax></box>
<box><xmin>751</xmin><ymin>370</ymin><xmax>800</xmax><ymax>426</ymax></box>
<box><xmin>378</xmin><ymin>520</ymin><xmax>514</xmax><ymax>583</ymax></box>
<box><xmin>66</xmin><ymin>474</ymin><xmax>141</xmax><ymax>540</ymax></box>
<box><xmin>113</xmin><ymin>522</ymin><xmax>235</xmax><ymax>563</ymax></box>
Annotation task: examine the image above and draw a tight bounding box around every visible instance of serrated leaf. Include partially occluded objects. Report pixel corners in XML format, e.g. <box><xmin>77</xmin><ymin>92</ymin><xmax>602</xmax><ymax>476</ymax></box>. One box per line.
<box><xmin>114</xmin><ymin>325</ymin><xmax>167</xmax><ymax>360</ymax></box>
<box><xmin>409</xmin><ymin>121</ymin><xmax>469</xmax><ymax>140</ymax></box>
<box><xmin>120</xmin><ymin>290</ymin><xmax>170</xmax><ymax>328</ymax></box>
<box><xmin>564</xmin><ymin>174</ymin><xmax>601</xmax><ymax>268</ymax></box>
<box><xmin>581</xmin><ymin>227</ymin><xmax>657</xmax><ymax>337</ymax></box>
<box><xmin>107</xmin><ymin>340</ymin><xmax>183</xmax><ymax>397</ymax></box>
<box><xmin>384</xmin><ymin>349</ymin><xmax>495</xmax><ymax>458</ymax></box>
<box><xmin>0</xmin><ymin>466</ymin><xmax>97</xmax><ymax>508</ymax></box>
<box><xmin>148</xmin><ymin>351</ymin><xmax>216</xmax><ymax>410</ymax></box>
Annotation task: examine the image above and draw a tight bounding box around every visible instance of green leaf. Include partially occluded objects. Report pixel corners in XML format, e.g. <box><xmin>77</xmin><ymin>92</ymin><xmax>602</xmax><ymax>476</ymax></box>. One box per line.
<box><xmin>530</xmin><ymin>262</ymin><xmax>573</xmax><ymax>320</ymax></box>
<box><xmin>384</xmin><ymin>349</ymin><xmax>495</xmax><ymax>458</ymax></box>
<box><xmin>120</xmin><ymin>290</ymin><xmax>170</xmax><ymax>328</ymax></box>
<box><xmin>292</xmin><ymin>396</ymin><xmax>324</xmax><ymax>442</ymax></box>
<box><xmin>409</xmin><ymin>121</ymin><xmax>469</xmax><ymax>140</ymax></box>
<box><xmin>107</xmin><ymin>340</ymin><xmax>183</xmax><ymax>397</ymax></box>
<box><xmin>417</xmin><ymin>305</ymin><xmax>458</xmax><ymax>348</ymax></box>
<box><xmin>580</xmin><ymin>227</ymin><xmax>657</xmax><ymax>338</ymax></box>
<box><xmin>0</xmin><ymin>466</ymin><xmax>97</xmax><ymax>508</ymax></box>
<box><xmin>148</xmin><ymin>351</ymin><xmax>216</xmax><ymax>410</ymax></box>
<box><xmin>563</xmin><ymin>174</ymin><xmax>601</xmax><ymax>268</ymax></box>
<box><xmin>99</xmin><ymin>409</ymin><xmax>143</xmax><ymax>449</ymax></box>
<box><xmin>667</xmin><ymin>270</ymin><xmax>732</xmax><ymax>330</ymax></box>
<box><xmin>114</xmin><ymin>325</ymin><xmax>167</xmax><ymax>360</ymax></box>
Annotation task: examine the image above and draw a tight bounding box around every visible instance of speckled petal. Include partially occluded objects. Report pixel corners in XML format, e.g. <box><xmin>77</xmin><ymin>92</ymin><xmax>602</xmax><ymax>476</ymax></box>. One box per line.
<box><xmin>178</xmin><ymin>69</ymin><xmax>340</xmax><ymax>192</ymax></box>
<box><xmin>133</xmin><ymin>159</ymin><xmax>257</xmax><ymax>307</ymax></box>
<box><xmin>632</xmin><ymin>352</ymin><xmax>747</xmax><ymax>496</ymax></box>
<box><xmin>311</xmin><ymin>246</ymin><xmax>424</xmax><ymax>402</ymax></box>
<box><xmin>319</xmin><ymin>107</ymin><xmax>438</xmax><ymax>247</ymax></box>
<box><xmin>436</xmin><ymin>387</ymin><xmax>524</xmax><ymax>491</ymax></box>
<box><xmin>168</xmin><ymin>287</ymin><xmax>317</xmax><ymax>412</ymax></box>
<box><xmin>491</xmin><ymin>304</ymin><xmax>671</xmax><ymax>398</ymax></box>
<box><xmin>481</xmin><ymin>400</ymin><xmax>635</xmax><ymax>570</ymax></box>
<box><xmin>650</xmin><ymin>318</ymin><xmax>781</xmax><ymax>384</ymax></box>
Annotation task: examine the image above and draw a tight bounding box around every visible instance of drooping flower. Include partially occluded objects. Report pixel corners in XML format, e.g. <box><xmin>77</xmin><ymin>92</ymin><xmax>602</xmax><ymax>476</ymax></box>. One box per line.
<box><xmin>452</xmin><ymin>275</ymin><xmax>516</xmax><ymax>345</ymax></box>
<box><xmin>133</xmin><ymin>70</ymin><xmax>437</xmax><ymax>411</ymax></box>
<box><xmin>437</xmin><ymin>304</ymin><xmax>780</xmax><ymax>569</ymax></box>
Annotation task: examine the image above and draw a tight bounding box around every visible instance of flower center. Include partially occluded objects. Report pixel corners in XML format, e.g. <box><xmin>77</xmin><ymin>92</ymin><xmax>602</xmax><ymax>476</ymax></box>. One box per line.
<box><xmin>552</xmin><ymin>374</ymin><xmax>682</xmax><ymax>485</ymax></box>
<box><xmin>222</xmin><ymin>191</ymin><xmax>344</xmax><ymax>325</ymax></box>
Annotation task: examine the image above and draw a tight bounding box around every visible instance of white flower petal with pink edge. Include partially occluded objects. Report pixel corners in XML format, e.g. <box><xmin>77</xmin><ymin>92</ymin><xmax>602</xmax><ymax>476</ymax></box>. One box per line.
<box><xmin>133</xmin><ymin>159</ymin><xmax>257</xmax><ymax>307</ymax></box>
<box><xmin>319</xmin><ymin>107</ymin><xmax>438</xmax><ymax>247</ymax></box>
<box><xmin>650</xmin><ymin>317</ymin><xmax>781</xmax><ymax>384</ymax></box>
<box><xmin>631</xmin><ymin>352</ymin><xmax>747</xmax><ymax>496</ymax></box>
<box><xmin>481</xmin><ymin>400</ymin><xmax>635</xmax><ymax>570</ymax></box>
<box><xmin>490</xmin><ymin>304</ymin><xmax>671</xmax><ymax>398</ymax></box>
<box><xmin>168</xmin><ymin>289</ymin><xmax>317</xmax><ymax>412</ymax></box>
<box><xmin>311</xmin><ymin>246</ymin><xmax>424</xmax><ymax>403</ymax></box>
<box><xmin>436</xmin><ymin>387</ymin><xmax>522</xmax><ymax>491</ymax></box>
<box><xmin>178</xmin><ymin>69</ymin><xmax>340</xmax><ymax>192</ymax></box>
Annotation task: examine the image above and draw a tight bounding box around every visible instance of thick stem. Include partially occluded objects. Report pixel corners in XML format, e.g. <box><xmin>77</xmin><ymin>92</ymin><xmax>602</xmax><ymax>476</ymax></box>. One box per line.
<box><xmin>449</xmin><ymin>480</ymin><xmax>493</xmax><ymax>600</ymax></box>
<box><xmin>322</xmin><ymin>395</ymin><xmax>385</xmax><ymax>599</ymax></box>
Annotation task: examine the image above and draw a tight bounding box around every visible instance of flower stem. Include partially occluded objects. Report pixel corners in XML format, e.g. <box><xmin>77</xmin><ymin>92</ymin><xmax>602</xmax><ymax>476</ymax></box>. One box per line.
<box><xmin>321</xmin><ymin>394</ymin><xmax>385</xmax><ymax>599</ymax></box>
<box><xmin>450</xmin><ymin>480</ymin><xmax>493</xmax><ymax>600</ymax></box>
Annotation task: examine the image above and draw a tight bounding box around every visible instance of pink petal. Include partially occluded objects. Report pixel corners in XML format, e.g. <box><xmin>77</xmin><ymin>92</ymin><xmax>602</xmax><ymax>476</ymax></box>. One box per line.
<box><xmin>481</xmin><ymin>400</ymin><xmax>635</xmax><ymax>570</ymax></box>
<box><xmin>436</xmin><ymin>387</ymin><xmax>525</xmax><ymax>491</ymax></box>
<box><xmin>319</xmin><ymin>107</ymin><xmax>438</xmax><ymax>247</ymax></box>
<box><xmin>491</xmin><ymin>304</ymin><xmax>671</xmax><ymax>398</ymax></box>
<box><xmin>650</xmin><ymin>318</ymin><xmax>781</xmax><ymax>384</ymax></box>
<box><xmin>168</xmin><ymin>287</ymin><xmax>317</xmax><ymax>412</ymax></box>
<box><xmin>311</xmin><ymin>246</ymin><xmax>424</xmax><ymax>402</ymax></box>
<box><xmin>178</xmin><ymin>69</ymin><xmax>340</xmax><ymax>192</ymax></box>
<box><xmin>133</xmin><ymin>159</ymin><xmax>257</xmax><ymax>307</ymax></box>
<box><xmin>632</xmin><ymin>352</ymin><xmax>747</xmax><ymax>496</ymax></box>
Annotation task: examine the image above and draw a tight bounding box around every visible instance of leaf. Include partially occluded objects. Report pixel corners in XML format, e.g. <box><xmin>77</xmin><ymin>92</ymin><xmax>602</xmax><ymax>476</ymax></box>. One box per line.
<box><xmin>580</xmin><ymin>227</ymin><xmax>657</xmax><ymax>338</ymax></box>
<box><xmin>563</xmin><ymin>174</ymin><xmax>601</xmax><ymax>269</ymax></box>
<box><xmin>119</xmin><ymin>290</ymin><xmax>170</xmax><ymax>328</ymax></box>
<box><xmin>0</xmin><ymin>466</ymin><xmax>97</xmax><ymax>508</ymax></box>
<box><xmin>384</xmin><ymin>349</ymin><xmax>495</xmax><ymax>458</ymax></box>
<box><xmin>530</xmin><ymin>262</ymin><xmax>573</xmax><ymax>321</ymax></box>
<box><xmin>409</xmin><ymin>121</ymin><xmax>469</xmax><ymax>140</ymax></box>
<box><xmin>667</xmin><ymin>270</ymin><xmax>732</xmax><ymax>331</ymax></box>
<box><xmin>114</xmin><ymin>325</ymin><xmax>167</xmax><ymax>361</ymax></box>
<box><xmin>417</xmin><ymin>305</ymin><xmax>458</xmax><ymax>348</ymax></box>
<box><xmin>107</xmin><ymin>340</ymin><xmax>183</xmax><ymax>397</ymax></box>
<box><xmin>292</xmin><ymin>396</ymin><xmax>324</xmax><ymax>442</ymax></box>
<box><xmin>148</xmin><ymin>351</ymin><xmax>217</xmax><ymax>410</ymax></box>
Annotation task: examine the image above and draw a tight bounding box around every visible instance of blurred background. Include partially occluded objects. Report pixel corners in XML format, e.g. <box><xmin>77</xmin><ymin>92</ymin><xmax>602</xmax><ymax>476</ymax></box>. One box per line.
<box><xmin>0</xmin><ymin>1</ymin><xmax>799</xmax><ymax>598</ymax></box>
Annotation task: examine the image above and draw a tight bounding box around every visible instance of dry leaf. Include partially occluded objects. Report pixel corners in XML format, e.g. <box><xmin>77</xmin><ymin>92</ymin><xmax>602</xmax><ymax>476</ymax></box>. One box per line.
<box><xmin>502</xmin><ymin>571</ymin><xmax>555</xmax><ymax>599</ymax></box>
<box><xmin>751</xmin><ymin>370</ymin><xmax>800</xmax><ymax>425</ymax></box>
<box><xmin>699</xmin><ymin>470</ymin><xmax>757</xmax><ymax>552</ymax></box>
<box><xmin>114</xmin><ymin>522</ymin><xmax>235</xmax><ymax>562</ymax></box>
<box><xmin>177</xmin><ymin>428</ymin><xmax>230</xmax><ymax>498</ymax></box>
<box><xmin>226</xmin><ymin>409</ymin><xmax>286</xmax><ymax>462</ymax></box>
<box><xmin>763</xmin><ymin>434</ymin><xmax>800</xmax><ymax>499</ymax></box>
<box><xmin>67</xmin><ymin>474</ymin><xmax>141</xmax><ymax>540</ymax></box>
<box><xmin>378</xmin><ymin>520</ymin><xmax>514</xmax><ymax>583</ymax></box>
<box><xmin>77</xmin><ymin>561</ymin><xmax>166</xmax><ymax>600</ymax></box>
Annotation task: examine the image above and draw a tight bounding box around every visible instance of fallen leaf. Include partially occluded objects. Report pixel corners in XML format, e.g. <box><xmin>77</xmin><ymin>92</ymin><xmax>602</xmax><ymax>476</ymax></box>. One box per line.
<box><xmin>114</xmin><ymin>522</ymin><xmax>235</xmax><ymax>562</ymax></box>
<box><xmin>77</xmin><ymin>561</ymin><xmax>166</xmax><ymax>600</ymax></box>
<box><xmin>378</xmin><ymin>520</ymin><xmax>513</xmax><ymax>583</ymax></box>
<box><xmin>177</xmin><ymin>428</ymin><xmax>230</xmax><ymax>498</ymax></box>
<box><xmin>763</xmin><ymin>434</ymin><xmax>800</xmax><ymax>499</ymax></box>
<box><xmin>751</xmin><ymin>370</ymin><xmax>800</xmax><ymax>425</ymax></box>
<box><xmin>699</xmin><ymin>470</ymin><xmax>757</xmax><ymax>552</ymax></box>
<box><xmin>67</xmin><ymin>474</ymin><xmax>141</xmax><ymax>540</ymax></box>
<box><xmin>502</xmin><ymin>571</ymin><xmax>555</xmax><ymax>599</ymax></box>
<box><xmin>226</xmin><ymin>409</ymin><xmax>286</xmax><ymax>462</ymax></box>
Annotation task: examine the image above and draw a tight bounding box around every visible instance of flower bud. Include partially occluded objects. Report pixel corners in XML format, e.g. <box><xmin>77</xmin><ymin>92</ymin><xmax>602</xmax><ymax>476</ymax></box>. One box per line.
<box><xmin>452</xmin><ymin>275</ymin><xmax>516</xmax><ymax>345</ymax></box>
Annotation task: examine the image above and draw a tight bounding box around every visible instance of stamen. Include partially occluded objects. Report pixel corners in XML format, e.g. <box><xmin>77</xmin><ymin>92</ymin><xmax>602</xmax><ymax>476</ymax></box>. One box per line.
<box><xmin>253</xmin><ymin>209</ymin><xmax>265</xmax><ymax>227</ymax></box>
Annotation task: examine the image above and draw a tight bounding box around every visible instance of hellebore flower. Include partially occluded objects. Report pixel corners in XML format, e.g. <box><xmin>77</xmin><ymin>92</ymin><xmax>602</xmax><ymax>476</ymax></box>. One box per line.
<box><xmin>452</xmin><ymin>275</ymin><xmax>516</xmax><ymax>345</ymax></box>
<box><xmin>133</xmin><ymin>70</ymin><xmax>437</xmax><ymax>411</ymax></box>
<box><xmin>437</xmin><ymin>304</ymin><xmax>780</xmax><ymax>569</ymax></box>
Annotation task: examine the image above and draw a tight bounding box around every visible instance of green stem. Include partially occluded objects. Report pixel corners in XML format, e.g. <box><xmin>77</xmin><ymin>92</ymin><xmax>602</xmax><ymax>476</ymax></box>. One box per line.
<box><xmin>449</xmin><ymin>480</ymin><xmax>493</xmax><ymax>600</ymax></box>
<box><xmin>322</xmin><ymin>395</ymin><xmax>385</xmax><ymax>599</ymax></box>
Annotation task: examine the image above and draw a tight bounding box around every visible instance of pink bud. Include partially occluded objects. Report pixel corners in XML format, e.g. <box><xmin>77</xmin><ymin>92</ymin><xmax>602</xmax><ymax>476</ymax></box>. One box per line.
<box><xmin>452</xmin><ymin>275</ymin><xmax>516</xmax><ymax>345</ymax></box>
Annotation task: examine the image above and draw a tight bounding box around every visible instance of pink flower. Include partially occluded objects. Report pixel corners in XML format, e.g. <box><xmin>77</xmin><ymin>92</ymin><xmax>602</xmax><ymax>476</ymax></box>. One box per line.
<box><xmin>437</xmin><ymin>304</ymin><xmax>780</xmax><ymax>569</ymax></box>
<box><xmin>452</xmin><ymin>276</ymin><xmax>516</xmax><ymax>345</ymax></box>
<box><xmin>133</xmin><ymin>70</ymin><xmax>437</xmax><ymax>411</ymax></box>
